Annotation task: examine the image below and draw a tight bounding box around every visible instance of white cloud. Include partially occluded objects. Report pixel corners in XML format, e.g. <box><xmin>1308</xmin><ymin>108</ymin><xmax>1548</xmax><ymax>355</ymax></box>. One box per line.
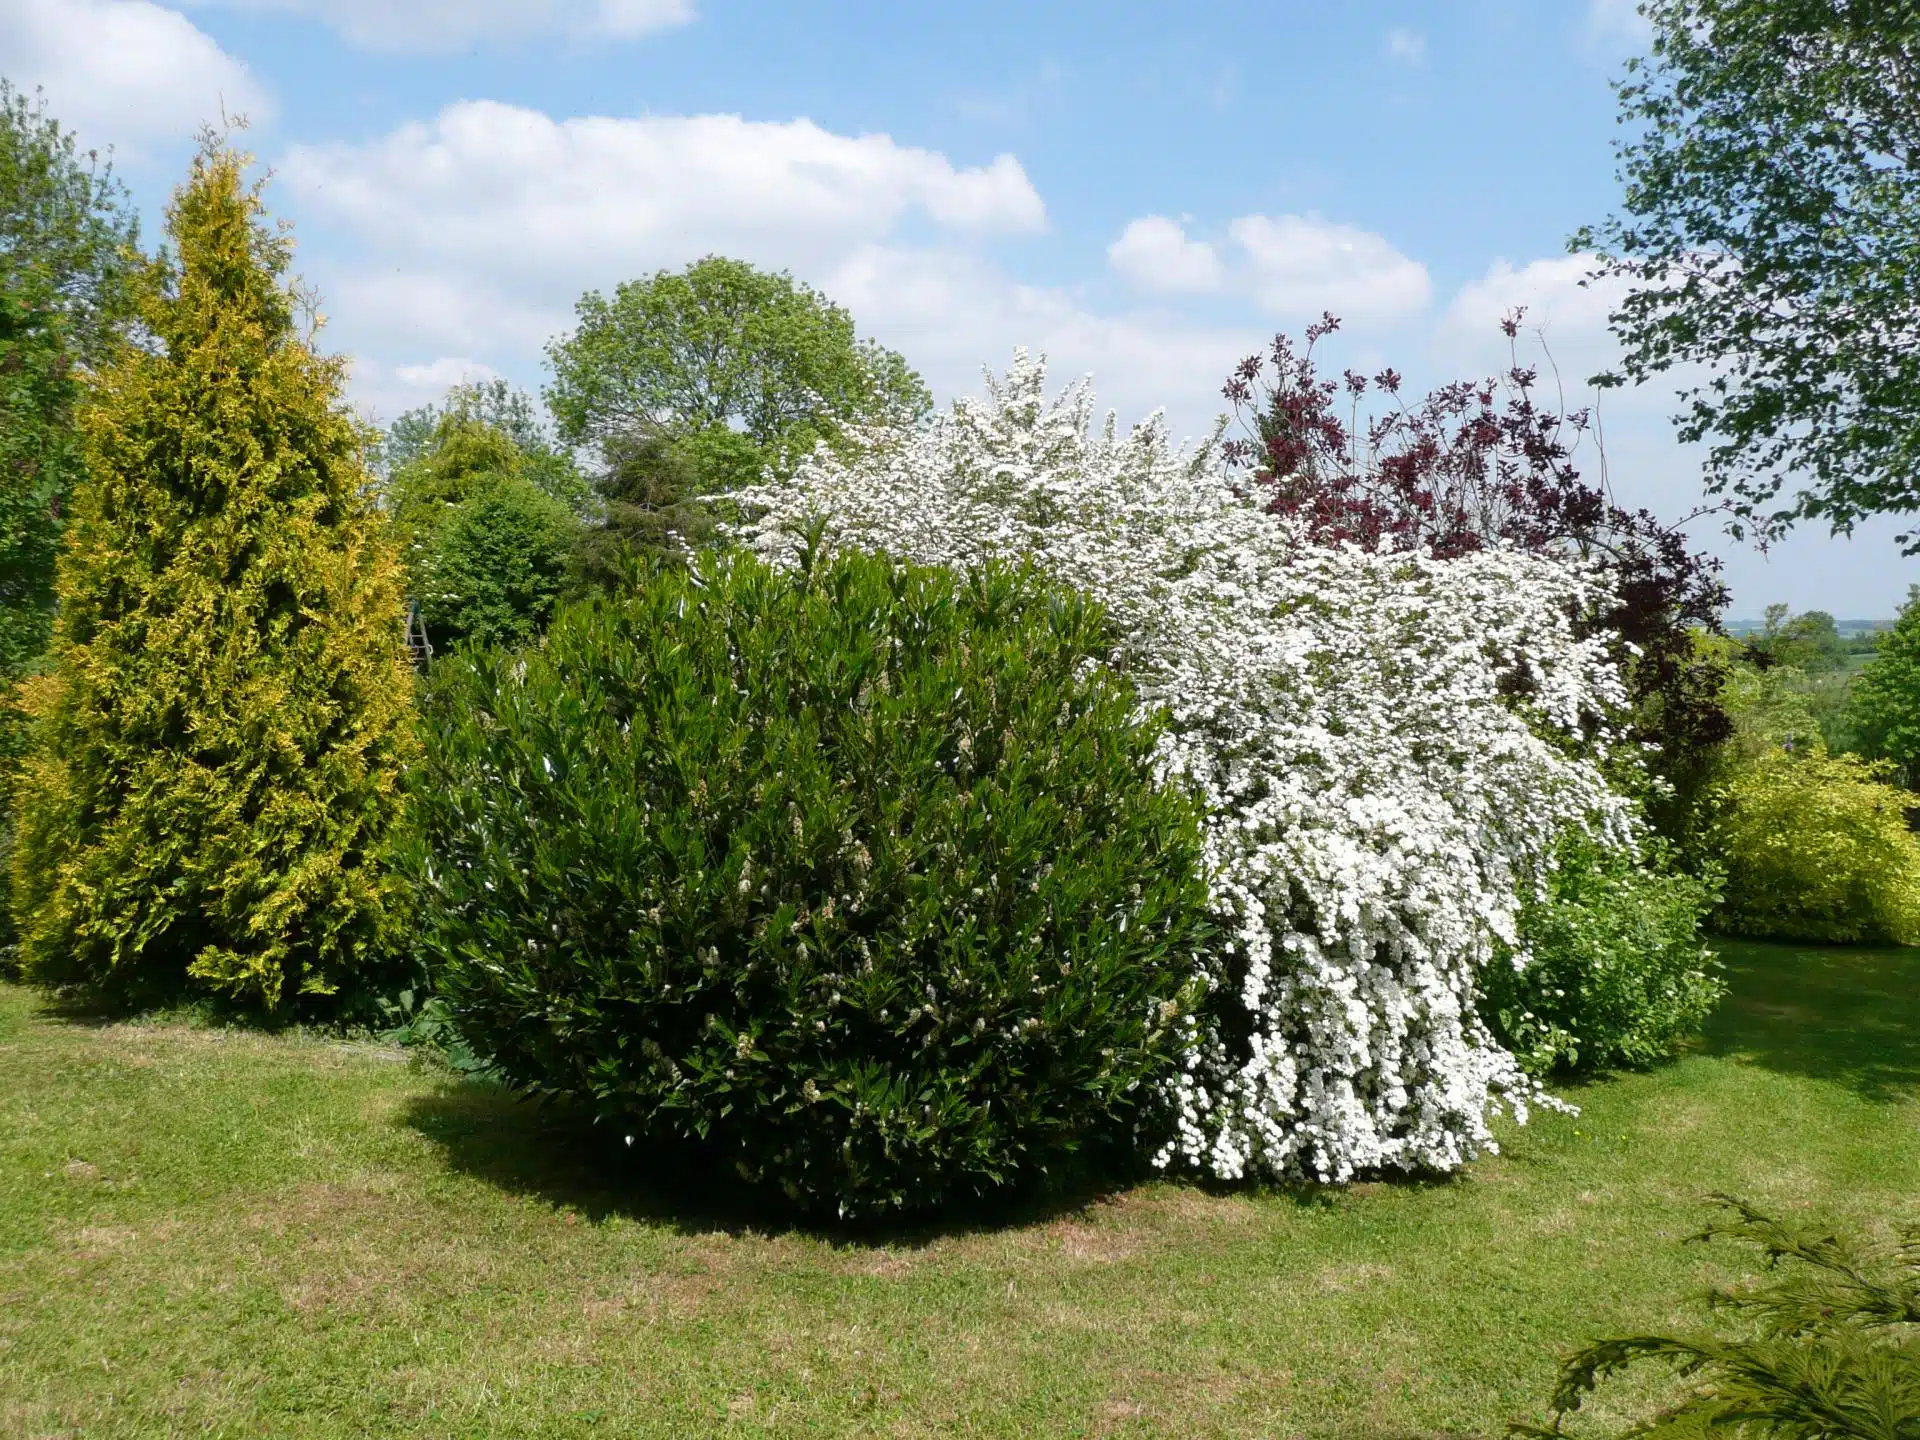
<box><xmin>340</xmin><ymin>355</ymin><xmax>503</xmax><ymax>428</ymax></box>
<box><xmin>1229</xmin><ymin>213</ymin><xmax>1432</xmax><ymax>322</ymax></box>
<box><xmin>822</xmin><ymin>245</ymin><xmax>1259</xmax><ymax>441</ymax></box>
<box><xmin>284</xmin><ymin>102</ymin><xmax>1045</xmax><ymax>291</ymax></box>
<box><xmin>281</xmin><ymin>102</ymin><xmax>1055</xmax><ymax>421</ymax></box>
<box><xmin>1108</xmin><ymin>216</ymin><xmax>1225</xmax><ymax>295</ymax></box>
<box><xmin>185</xmin><ymin>0</ymin><xmax>692</xmax><ymax>52</ymax></box>
<box><xmin>1386</xmin><ymin>27</ymin><xmax>1427</xmax><ymax>64</ymax></box>
<box><xmin>1442</xmin><ymin>254</ymin><xmax>1625</xmax><ymax>369</ymax></box>
<box><xmin>1440</xmin><ymin>254</ymin><xmax>1693</xmax><ymax>506</ymax></box>
<box><xmin>281</xmin><ymin>105</ymin><xmax>1254</xmax><ymax>439</ymax></box>
<box><xmin>1</xmin><ymin>0</ymin><xmax>272</xmax><ymax>148</ymax></box>
<box><xmin>394</xmin><ymin>356</ymin><xmax>501</xmax><ymax>390</ymax></box>
<box><xmin>1107</xmin><ymin>211</ymin><xmax>1429</xmax><ymax>322</ymax></box>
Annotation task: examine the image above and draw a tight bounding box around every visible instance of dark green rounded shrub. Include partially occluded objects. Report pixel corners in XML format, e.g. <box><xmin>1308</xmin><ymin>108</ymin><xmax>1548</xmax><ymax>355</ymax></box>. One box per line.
<box><xmin>411</xmin><ymin>549</ymin><xmax>1214</xmax><ymax>1216</ymax></box>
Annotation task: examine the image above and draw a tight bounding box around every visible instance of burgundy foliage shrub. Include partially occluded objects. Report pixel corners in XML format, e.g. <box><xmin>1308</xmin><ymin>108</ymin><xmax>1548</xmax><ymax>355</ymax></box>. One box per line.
<box><xmin>1222</xmin><ymin>311</ymin><xmax>1732</xmax><ymax>837</ymax></box>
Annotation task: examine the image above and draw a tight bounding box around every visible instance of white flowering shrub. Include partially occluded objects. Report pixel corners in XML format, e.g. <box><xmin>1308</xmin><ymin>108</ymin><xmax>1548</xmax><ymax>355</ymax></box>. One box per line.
<box><xmin>733</xmin><ymin>352</ymin><xmax>1637</xmax><ymax>1184</ymax></box>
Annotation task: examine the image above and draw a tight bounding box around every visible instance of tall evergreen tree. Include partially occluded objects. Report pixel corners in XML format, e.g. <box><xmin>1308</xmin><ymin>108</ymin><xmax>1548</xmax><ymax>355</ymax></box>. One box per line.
<box><xmin>7</xmin><ymin>135</ymin><xmax>418</xmax><ymax>1012</ymax></box>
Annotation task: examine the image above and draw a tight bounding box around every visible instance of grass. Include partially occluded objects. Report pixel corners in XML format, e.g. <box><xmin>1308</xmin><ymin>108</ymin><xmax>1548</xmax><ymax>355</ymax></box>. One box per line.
<box><xmin>1</xmin><ymin>939</ymin><xmax>1915</xmax><ymax>1439</ymax></box>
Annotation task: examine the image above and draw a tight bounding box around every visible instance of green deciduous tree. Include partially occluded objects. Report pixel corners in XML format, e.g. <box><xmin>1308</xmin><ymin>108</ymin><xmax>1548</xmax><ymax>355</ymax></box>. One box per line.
<box><xmin>1575</xmin><ymin>0</ymin><xmax>1920</xmax><ymax>549</ymax></box>
<box><xmin>0</xmin><ymin>80</ymin><xmax>139</xmax><ymax>676</ymax></box>
<box><xmin>0</xmin><ymin>82</ymin><xmax>137</xmax><ymax>355</ymax></box>
<box><xmin>381</xmin><ymin>376</ymin><xmax>587</xmax><ymax>514</ymax></box>
<box><xmin>384</xmin><ymin>407</ymin><xmax>581</xmax><ymax>651</ymax></box>
<box><xmin>1751</xmin><ymin>604</ymin><xmax>1851</xmax><ymax>674</ymax></box>
<box><xmin>1</xmin><ymin>81</ymin><xmax>141</xmax><ymax>953</ymax></box>
<box><xmin>1740</xmin><ymin>605</ymin><xmax>1859</xmax><ymax>753</ymax></box>
<box><xmin>386</xmin><ymin>410</ymin><xmax>524</xmax><ymax>549</ymax></box>
<box><xmin>545</xmin><ymin>256</ymin><xmax>929</xmax><ymax>571</ymax></box>
<box><xmin>417</xmin><ymin>475</ymin><xmax>576</xmax><ymax>651</ymax></box>
<box><xmin>547</xmin><ymin>256</ymin><xmax>929</xmax><ymax>458</ymax></box>
<box><xmin>1848</xmin><ymin>585</ymin><xmax>1920</xmax><ymax>786</ymax></box>
<box><xmin>7</xmin><ymin>135</ymin><xmax>419</xmax><ymax>1013</ymax></box>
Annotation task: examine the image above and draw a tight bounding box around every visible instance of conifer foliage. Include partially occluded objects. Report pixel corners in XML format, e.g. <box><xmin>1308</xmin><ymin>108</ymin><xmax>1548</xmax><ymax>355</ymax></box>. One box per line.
<box><xmin>1520</xmin><ymin>1197</ymin><xmax>1920</xmax><ymax>1440</ymax></box>
<box><xmin>7</xmin><ymin>137</ymin><xmax>418</xmax><ymax>1012</ymax></box>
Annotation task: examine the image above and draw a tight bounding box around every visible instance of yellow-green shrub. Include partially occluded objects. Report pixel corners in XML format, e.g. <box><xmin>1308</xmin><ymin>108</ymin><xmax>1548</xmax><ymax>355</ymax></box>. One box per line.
<box><xmin>6</xmin><ymin>138</ymin><xmax>418</xmax><ymax>1012</ymax></box>
<box><xmin>1709</xmin><ymin>751</ymin><xmax>1920</xmax><ymax>945</ymax></box>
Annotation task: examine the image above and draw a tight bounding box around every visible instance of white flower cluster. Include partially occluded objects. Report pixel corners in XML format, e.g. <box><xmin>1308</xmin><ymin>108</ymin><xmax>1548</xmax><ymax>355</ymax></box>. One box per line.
<box><xmin>731</xmin><ymin>352</ymin><xmax>1635</xmax><ymax>1184</ymax></box>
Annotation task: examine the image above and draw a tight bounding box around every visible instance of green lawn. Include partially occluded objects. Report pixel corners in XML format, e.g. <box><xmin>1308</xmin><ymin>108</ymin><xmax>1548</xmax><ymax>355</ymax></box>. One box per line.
<box><xmin>2</xmin><ymin>940</ymin><xmax>1915</xmax><ymax>1439</ymax></box>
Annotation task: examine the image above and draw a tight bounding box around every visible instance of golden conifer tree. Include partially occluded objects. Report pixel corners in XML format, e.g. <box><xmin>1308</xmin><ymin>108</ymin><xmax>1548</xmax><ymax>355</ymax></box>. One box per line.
<box><xmin>8</xmin><ymin>135</ymin><xmax>418</xmax><ymax>1011</ymax></box>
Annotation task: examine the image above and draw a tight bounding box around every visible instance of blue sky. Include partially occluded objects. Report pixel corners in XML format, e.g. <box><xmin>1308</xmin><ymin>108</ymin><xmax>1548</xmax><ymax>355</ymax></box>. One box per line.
<box><xmin>8</xmin><ymin>0</ymin><xmax>1914</xmax><ymax>618</ymax></box>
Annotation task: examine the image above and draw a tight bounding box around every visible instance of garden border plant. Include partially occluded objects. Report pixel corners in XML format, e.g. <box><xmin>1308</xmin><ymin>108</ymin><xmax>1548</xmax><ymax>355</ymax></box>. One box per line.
<box><xmin>410</xmin><ymin>547</ymin><xmax>1216</xmax><ymax>1217</ymax></box>
<box><xmin>735</xmin><ymin>351</ymin><xmax>1656</xmax><ymax>1186</ymax></box>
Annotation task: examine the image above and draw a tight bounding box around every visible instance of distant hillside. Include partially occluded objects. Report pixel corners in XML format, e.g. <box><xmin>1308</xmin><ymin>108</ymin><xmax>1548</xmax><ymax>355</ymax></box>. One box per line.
<box><xmin>1726</xmin><ymin>617</ymin><xmax>1890</xmax><ymax>637</ymax></box>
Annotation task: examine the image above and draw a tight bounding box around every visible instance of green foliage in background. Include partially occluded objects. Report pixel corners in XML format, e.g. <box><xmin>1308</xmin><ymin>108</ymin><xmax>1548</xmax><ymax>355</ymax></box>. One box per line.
<box><xmin>1719</xmin><ymin>646</ymin><xmax>1841</xmax><ymax>764</ymax></box>
<box><xmin>410</xmin><ymin>548</ymin><xmax>1214</xmax><ymax>1217</ymax></box>
<box><xmin>385</xmin><ymin>405</ymin><xmax>582</xmax><ymax>651</ymax></box>
<box><xmin>546</xmin><ymin>257</ymin><xmax>930</xmax><ymax>573</ymax></box>
<box><xmin>417</xmin><ymin>473</ymin><xmax>577</xmax><ymax>651</ymax></box>
<box><xmin>1698</xmin><ymin>628</ymin><xmax>1920</xmax><ymax>945</ymax></box>
<box><xmin>382</xmin><ymin>376</ymin><xmax>588</xmax><ymax>515</ymax></box>
<box><xmin>1849</xmin><ymin>586</ymin><xmax>1920</xmax><ymax>789</ymax></box>
<box><xmin>1518</xmin><ymin>1196</ymin><xmax>1920</xmax><ymax>1440</ymax></box>
<box><xmin>6</xmin><ymin>136</ymin><xmax>419</xmax><ymax>1013</ymax></box>
<box><xmin>1718</xmin><ymin>608</ymin><xmax>1860</xmax><ymax>757</ymax></box>
<box><xmin>386</xmin><ymin>409</ymin><xmax>527</xmax><ymax>554</ymax></box>
<box><xmin>1483</xmin><ymin>838</ymin><xmax>1724</xmax><ymax>1075</ymax></box>
<box><xmin>546</xmin><ymin>256</ymin><xmax>929</xmax><ymax>461</ymax></box>
<box><xmin>567</xmin><ymin>426</ymin><xmax>767</xmax><ymax>584</ymax></box>
<box><xmin>0</xmin><ymin>82</ymin><xmax>141</xmax><ymax>953</ymax></box>
<box><xmin>1748</xmin><ymin>604</ymin><xmax>1851</xmax><ymax>674</ymax></box>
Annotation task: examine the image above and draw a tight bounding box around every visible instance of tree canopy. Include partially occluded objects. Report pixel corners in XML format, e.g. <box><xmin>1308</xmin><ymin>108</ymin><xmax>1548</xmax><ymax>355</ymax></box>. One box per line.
<box><xmin>0</xmin><ymin>80</ymin><xmax>138</xmax><ymax>361</ymax></box>
<box><xmin>1575</xmin><ymin>0</ymin><xmax>1920</xmax><ymax>550</ymax></box>
<box><xmin>1847</xmin><ymin>585</ymin><xmax>1920</xmax><ymax>785</ymax></box>
<box><xmin>1749</xmin><ymin>604</ymin><xmax>1850</xmax><ymax>673</ymax></box>
<box><xmin>382</xmin><ymin>376</ymin><xmax>587</xmax><ymax>515</ymax></box>
<box><xmin>0</xmin><ymin>80</ymin><xmax>139</xmax><ymax>681</ymax></box>
<box><xmin>544</xmin><ymin>255</ymin><xmax>930</xmax><ymax>488</ymax></box>
<box><xmin>383</xmin><ymin>403</ymin><xmax>581</xmax><ymax>651</ymax></box>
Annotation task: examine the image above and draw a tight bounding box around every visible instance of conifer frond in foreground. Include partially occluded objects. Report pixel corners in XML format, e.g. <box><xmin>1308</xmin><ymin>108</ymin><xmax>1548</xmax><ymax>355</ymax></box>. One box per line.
<box><xmin>1518</xmin><ymin>1196</ymin><xmax>1920</xmax><ymax>1440</ymax></box>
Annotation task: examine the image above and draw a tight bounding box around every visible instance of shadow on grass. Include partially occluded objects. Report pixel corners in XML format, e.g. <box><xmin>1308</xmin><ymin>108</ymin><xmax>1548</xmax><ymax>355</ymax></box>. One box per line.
<box><xmin>399</xmin><ymin>1080</ymin><xmax>1151</xmax><ymax>1247</ymax></box>
<box><xmin>400</xmin><ymin>1074</ymin><xmax>1469</xmax><ymax>1244</ymax></box>
<box><xmin>1702</xmin><ymin>938</ymin><xmax>1920</xmax><ymax>1102</ymax></box>
<box><xmin>28</xmin><ymin>984</ymin><xmax>279</xmax><ymax>1032</ymax></box>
